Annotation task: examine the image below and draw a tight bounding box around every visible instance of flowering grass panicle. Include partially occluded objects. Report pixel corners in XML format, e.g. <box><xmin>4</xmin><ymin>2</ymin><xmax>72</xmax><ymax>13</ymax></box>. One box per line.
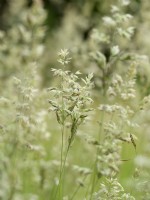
<box><xmin>1</xmin><ymin>0</ymin><xmax>150</xmax><ymax>199</ymax></box>
<box><xmin>48</xmin><ymin>49</ymin><xmax>94</xmax><ymax>199</ymax></box>
<box><xmin>93</xmin><ymin>178</ymin><xmax>135</xmax><ymax>200</ymax></box>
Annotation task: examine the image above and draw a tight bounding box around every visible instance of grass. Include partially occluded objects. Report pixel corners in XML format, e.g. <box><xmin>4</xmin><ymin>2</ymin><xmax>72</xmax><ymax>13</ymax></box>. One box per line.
<box><xmin>1</xmin><ymin>0</ymin><xmax>150</xmax><ymax>199</ymax></box>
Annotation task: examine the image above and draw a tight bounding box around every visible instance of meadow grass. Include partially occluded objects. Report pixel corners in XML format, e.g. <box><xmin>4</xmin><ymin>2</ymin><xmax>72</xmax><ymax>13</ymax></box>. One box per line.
<box><xmin>1</xmin><ymin>0</ymin><xmax>150</xmax><ymax>200</ymax></box>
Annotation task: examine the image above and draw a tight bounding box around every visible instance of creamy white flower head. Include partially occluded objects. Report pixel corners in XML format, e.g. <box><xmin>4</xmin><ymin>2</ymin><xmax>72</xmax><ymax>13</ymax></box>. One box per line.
<box><xmin>103</xmin><ymin>16</ymin><xmax>116</xmax><ymax>27</ymax></box>
<box><xmin>111</xmin><ymin>5</ymin><xmax>120</xmax><ymax>13</ymax></box>
<box><xmin>58</xmin><ymin>49</ymin><xmax>69</xmax><ymax>57</ymax></box>
<box><xmin>111</xmin><ymin>45</ymin><xmax>120</xmax><ymax>57</ymax></box>
<box><xmin>57</xmin><ymin>49</ymin><xmax>72</xmax><ymax>65</ymax></box>
<box><xmin>120</xmin><ymin>0</ymin><xmax>130</xmax><ymax>6</ymax></box>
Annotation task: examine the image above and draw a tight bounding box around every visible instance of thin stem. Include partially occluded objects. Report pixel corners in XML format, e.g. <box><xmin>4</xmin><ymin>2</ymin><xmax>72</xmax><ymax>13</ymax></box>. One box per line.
<box><xmin>89</xmin><ymin>112</ymin><xmax>105</xmax><ymax>199</ymax></box>
<box><xmin>89</xmin><ymin>160</ymin><xmax>97</xmax><ymax>200</ymax></box>
<box><xmin>55</xmin><ymin>136</ymin><xmax>71</xmax><ymax>200</ymax></box>
<box><xmin>57</xmin><ymin>75</ymin><xmax>65</xmax><ymax>200</ymax></box>
<box><xmin>58</xmin><ymin>125</ymin><xmax>65</xmax><ymax>199</ymax></box>
<box><xmin>84</xmin><ymin>162</ymin><xmax>95</xmax><ymax>198</ymax></box>
<box><xmin>98</xmin><ymin>111</ymin><xmax>105</xmax><ymax>142</ymax></box>
<box><xmin>70</xmin><ymin>175</ymin><xmax>88</xmax><ymax>200</ymax></box>
<box><xmin>54</xmin><ymin>124</ymin><xmax>65</xmax><ymax>200</ymax></box>
<box><xmin>61</xmin><ymin>143</ymin><xmax>70</xmax><ymax>177</ymax></box>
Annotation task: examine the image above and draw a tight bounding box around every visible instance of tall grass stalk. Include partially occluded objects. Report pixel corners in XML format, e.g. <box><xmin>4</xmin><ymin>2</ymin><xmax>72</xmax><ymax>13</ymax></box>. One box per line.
<box><xmin>48</xmin><ymin>49</ymin><xmax>93</xmax><ymax>199</ymax></box>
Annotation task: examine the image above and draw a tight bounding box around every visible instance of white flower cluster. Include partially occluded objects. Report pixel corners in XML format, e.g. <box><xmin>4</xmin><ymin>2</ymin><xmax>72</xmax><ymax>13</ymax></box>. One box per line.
<box><xmin>48</xmin><ymin>50</ymin><xmax>93</xmax><ymax>146</ymax></box>
<box><xmin>93</xmin><ymin>178</ymin><xmax>135</xmax><ymax>200</ymax></box>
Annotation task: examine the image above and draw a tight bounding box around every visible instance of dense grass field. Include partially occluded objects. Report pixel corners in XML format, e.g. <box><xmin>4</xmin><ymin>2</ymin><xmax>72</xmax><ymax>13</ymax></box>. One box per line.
<box><xmin>1</xmin><ymin>0</ymin><xmax>150</xmax><ymax>199</ymax></box>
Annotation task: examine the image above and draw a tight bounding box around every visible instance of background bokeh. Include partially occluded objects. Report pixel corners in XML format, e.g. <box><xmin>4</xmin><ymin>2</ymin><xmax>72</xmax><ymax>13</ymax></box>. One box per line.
<box><xmin>0</xmin><ymin>0</ymin><xmax>150</xmax><ymax>199</ymax></box>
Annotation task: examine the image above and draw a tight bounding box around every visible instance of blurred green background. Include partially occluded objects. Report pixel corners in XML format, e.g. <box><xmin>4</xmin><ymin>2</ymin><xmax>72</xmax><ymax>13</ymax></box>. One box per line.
<box><xmin>0</xmin><ymin>0</ymin><xmax>150</xmax><ymax>199</ymax></box>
